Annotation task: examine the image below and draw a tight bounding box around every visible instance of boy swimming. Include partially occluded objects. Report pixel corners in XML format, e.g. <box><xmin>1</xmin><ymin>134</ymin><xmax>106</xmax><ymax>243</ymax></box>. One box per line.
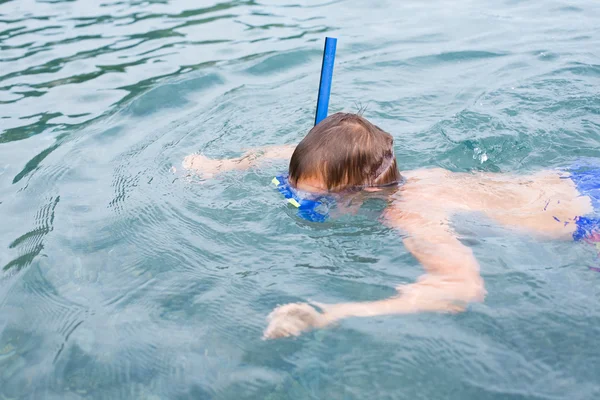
<box><xmin>184</xmin><ymin>112</ymin><xmax>598</xmax><ymax>339</ymax></box>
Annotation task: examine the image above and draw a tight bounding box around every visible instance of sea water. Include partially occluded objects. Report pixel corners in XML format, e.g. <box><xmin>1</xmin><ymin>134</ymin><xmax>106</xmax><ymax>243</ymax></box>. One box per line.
<box><xmin>1</xmin><ymin>0</ymin><xmax>600</xmax><ymax>399</ymax></box>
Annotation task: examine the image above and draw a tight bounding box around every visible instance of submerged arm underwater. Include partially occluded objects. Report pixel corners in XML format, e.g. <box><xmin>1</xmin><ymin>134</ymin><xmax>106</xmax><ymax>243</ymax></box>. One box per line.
<box><xmin>263</xmin><ymin>207</ymin><xmax>486</xmax><ymax>339</ymax></box>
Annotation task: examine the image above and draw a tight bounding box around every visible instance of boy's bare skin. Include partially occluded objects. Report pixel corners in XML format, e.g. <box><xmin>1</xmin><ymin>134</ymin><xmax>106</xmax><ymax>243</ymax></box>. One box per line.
<box><xmin>184</xmin><ymin>146</ymin><xmax>592</xmax><ymax>339</ymax></box>
<box><xmin>183</xmin><ymin>145</ymin><xmax>296</xmax><ymax>178</ymax></box>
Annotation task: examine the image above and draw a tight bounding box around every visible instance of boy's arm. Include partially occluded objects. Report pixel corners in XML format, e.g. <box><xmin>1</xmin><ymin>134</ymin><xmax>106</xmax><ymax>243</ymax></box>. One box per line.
<box><xmin>183</xmin><ymin>145</ymin><xmax>296</xmax><ymax>177</ymax></box>
<box><xmin>263</xmin><ymin>207</ymin><xmax>486</xmax><ymax>339</ymax></box>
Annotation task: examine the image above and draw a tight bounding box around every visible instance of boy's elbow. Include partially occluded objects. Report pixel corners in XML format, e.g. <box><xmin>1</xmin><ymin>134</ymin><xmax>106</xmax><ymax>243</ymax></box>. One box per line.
<box><xmin>462</xmin><ymin>276</ymin><xmax>486</xmax><ymax>304</ymax></box>
<box><xmin>442</xmin><ymin>278</ymin><xmax>485</xmax><ymax>314</ymax></box>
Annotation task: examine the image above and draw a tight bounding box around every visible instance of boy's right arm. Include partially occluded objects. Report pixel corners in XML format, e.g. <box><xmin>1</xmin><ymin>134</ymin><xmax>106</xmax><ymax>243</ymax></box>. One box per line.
<box><xmin>183</xmin><ymin>144</ymin><xmax>296</xmax><ymax>178</ymax></box>
<box><xmin>263</xmin><ymin>206</ymin><xmax>486</xmax><ymax>339</ymax></box>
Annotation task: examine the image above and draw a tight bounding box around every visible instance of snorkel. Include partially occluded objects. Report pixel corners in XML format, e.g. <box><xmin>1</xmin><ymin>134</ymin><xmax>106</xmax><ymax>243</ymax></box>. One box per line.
<box><xmin>271</xmin><ymin>37</ymin><xmax>338</xmax><ymax>223</ymax></box>
<box><xmin>314</xmin><ymin>37</ymin><xmax>337</xmax><ymax>125</ymax></box>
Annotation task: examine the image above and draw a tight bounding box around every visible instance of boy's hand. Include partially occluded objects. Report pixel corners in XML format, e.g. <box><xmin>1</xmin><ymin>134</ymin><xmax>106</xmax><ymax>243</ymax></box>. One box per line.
<box><xmin>263</xmin><ymin>303</ymin><xmax>332</xmax><ymax>339</ymax></box>
<box><xmin>183</xmin><ymin>154</ymin><xmax>233</xmax><ymax>178</ymax></box>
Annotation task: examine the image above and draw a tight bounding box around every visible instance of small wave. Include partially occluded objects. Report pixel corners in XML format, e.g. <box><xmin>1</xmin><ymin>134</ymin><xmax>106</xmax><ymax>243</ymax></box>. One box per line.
<box><xmin>3</xmin><ymin>195</ymin><xmax>60</xmax><ymax>272</ymax></box>
<box><xmin>408</xmin><ymin>50</ymin><xmax>508</xmax><ymax>66</ymax></box>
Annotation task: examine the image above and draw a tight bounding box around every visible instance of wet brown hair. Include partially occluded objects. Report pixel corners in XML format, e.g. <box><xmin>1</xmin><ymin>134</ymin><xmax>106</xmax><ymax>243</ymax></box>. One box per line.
<box><xmin>289</xmin><ymin>112</ymin><xmax>401</xmax><ymax>191</ymax></box>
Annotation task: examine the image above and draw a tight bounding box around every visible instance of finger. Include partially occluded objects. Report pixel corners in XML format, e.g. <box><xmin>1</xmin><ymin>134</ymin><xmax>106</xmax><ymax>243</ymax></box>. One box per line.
<box><xmin>182</xmin><ymin>154</ymin><xmax>199</xmax><ymax>169</ymax></box>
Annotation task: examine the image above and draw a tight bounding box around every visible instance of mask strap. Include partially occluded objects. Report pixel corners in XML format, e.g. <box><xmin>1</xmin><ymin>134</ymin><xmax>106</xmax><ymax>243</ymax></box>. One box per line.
<box><xmin>373</xmin><ymin>151</ymin><xmax>395</xmax><ymax>182</ymax></box>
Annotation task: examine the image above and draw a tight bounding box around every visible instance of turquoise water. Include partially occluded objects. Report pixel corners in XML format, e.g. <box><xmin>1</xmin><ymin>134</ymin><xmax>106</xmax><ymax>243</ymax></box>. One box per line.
<box><xmin>1</xmin><ymin>0</ymin><xmax>600</xmax><ymax>398</ymax></box>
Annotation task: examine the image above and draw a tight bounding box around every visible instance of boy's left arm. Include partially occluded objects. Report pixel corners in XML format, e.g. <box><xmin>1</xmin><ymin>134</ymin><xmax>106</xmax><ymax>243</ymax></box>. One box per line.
<box><xmin>183</xmin><ymin>145</ymin><xmax>296</xmax><ymax>178</ymax></box>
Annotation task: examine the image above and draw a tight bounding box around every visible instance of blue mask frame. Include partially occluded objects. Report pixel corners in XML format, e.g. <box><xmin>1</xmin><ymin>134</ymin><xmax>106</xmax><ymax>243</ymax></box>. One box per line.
<box><xmin>272</xmin><ymin>175</ymin><xmax>332</xmax><ymax>223</ymax></box>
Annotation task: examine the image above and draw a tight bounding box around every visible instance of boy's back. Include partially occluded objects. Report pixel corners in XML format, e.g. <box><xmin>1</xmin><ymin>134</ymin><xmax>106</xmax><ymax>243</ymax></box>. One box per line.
<box><xmin>393</xmin><ymin>168</ymin><xmax>592</xmax><ymax>240</ymax></box>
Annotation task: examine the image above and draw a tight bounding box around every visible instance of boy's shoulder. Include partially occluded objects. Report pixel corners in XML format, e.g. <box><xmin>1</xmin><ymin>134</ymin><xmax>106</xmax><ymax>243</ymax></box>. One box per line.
<box><xmin>402</xmin><ymin>167</ymin><xmax>452</xmax><ymax>180</ymax></box>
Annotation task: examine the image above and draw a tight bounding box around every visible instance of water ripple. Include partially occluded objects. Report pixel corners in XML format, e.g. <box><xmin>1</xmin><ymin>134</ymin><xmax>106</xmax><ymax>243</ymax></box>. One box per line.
<box><xmin>3</xmin><ymin>195</ymin><xmax>59</xmax><ymax>272</ymax></box>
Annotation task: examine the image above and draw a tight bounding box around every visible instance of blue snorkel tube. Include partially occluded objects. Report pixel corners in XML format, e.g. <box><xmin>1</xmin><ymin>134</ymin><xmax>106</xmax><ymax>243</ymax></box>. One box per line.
<box><xmin>314</xmin><ymin>37</ymin><xmax>337</xmax><ymax>125</ymax></box>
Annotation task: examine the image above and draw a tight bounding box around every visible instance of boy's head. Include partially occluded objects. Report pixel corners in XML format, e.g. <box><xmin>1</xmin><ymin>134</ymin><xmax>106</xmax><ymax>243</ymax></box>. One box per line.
<box><xmin>289</xmin><ymin>112</ymin><xmax>401</xmax><ymax>192</ymax></box>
